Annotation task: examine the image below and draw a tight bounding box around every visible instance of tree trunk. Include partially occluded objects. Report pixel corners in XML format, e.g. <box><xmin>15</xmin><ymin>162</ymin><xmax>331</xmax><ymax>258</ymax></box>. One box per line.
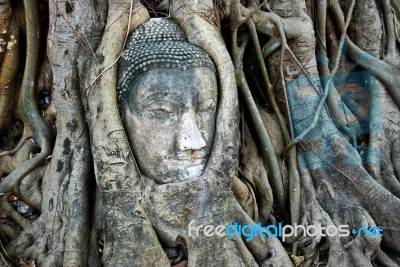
<box><xmin>0</xmin><ymin>0</ymin><xmax>399</xmax><ymax>266</ymax></box>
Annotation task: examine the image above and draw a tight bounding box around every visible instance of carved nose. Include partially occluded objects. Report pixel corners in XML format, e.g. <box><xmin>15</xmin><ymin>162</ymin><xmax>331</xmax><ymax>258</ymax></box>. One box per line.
<box><xmin>177</xmin><ymin>112</ymin><xmax>206</xmax><ymax>151</ymax></box>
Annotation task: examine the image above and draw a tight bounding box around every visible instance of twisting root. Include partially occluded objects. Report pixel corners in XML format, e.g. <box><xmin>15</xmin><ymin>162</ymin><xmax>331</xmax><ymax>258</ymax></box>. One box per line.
<box><xmin>235</xmin><ymin>41</ymin><xmax>287</xmax><ymax>217</ymax></box>
<box><xmin>281</xmin><ymin>0</ymin><xmax>356</xmax><ymax>155</ymax></box>
<box><xmin>0</xmin><ymin>193</ymin><xmax>30</xmax><ymax>230</ymax></box>
<box><xmin>0</xmin><ymin>138</ymin><xmax>37</xmax><ymax>179</ymax></box>
<box><xmin>81</xmin><ymin>1</ymin><xmax>169</xmax><ymax>265</ymax></box>
<box><xmin>0</xmin><ymin>134</ymin><xmax>33</xmax><ymax>158</ymax></box>
<box><xmin>229</xmin><ymin>0</ymin><xmax>288</xmax><ymax>218</ymax></box>
<box><xmin>0</xmin><ymin>238</ymin><xmax>10</xmax><ymax>266</ymax></box>
<box><xmin>0</xmin><ymin>0</ymin><xmax>52</xmax><ymax>196</ymax></box>
<box><xmin>17</xmin><ymin>165</ymin><xmax>45</xmax><ymax>210</ymax></box>
<box><xmin>314</xmin><ymin>0</ymin><xmax>357</xmax><ymax>147</ymax></box>
<box><xmin>329</xmin><ymin>0</ymin><xmax>400</xmax><ymax>110</ymax></box>
<box><xmin>240</xmin><ymin>2</ymin><xmax>304</xmax><ymax>232</ymax></box>
<box><xmin>246</xmin><ymin>15</ymin><xmax>302</xmax><ymax>230</ymax></box>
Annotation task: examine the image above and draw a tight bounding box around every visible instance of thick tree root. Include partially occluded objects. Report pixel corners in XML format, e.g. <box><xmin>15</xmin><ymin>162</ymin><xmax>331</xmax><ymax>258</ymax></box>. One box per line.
<box><xmin>261</xmin><ymin>0</ymin><xmax>400</xmax><ymax>265</ymax></box>
<box><xmin>0</xmin><ymin>0</ymin><xmax>18</xmax><ymax>136</ymax></box>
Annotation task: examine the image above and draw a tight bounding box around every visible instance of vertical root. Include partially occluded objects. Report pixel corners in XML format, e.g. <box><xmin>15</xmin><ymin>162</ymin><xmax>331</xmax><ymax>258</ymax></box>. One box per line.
<box><xmin>233</xmin><ymin>28</ymin><xmax>287</xmax><ymax>217</ymax></box>
<box><xmin>381</xmin><ymin>0</ymin><xmax>397</xmax><ymax>58</ymax></box>
<box><xmin>16</xmin><ymin>0</ymin><xmax>52</xmax><ymax>160</ymax></box>
<box><xmin>246</xmin><ymin>16</ymin><xmax>302</xmax><ymax>227</ymax></box>
<box><xmin>0</xmin><ymin>4</ymin><xmax>18</xmax><ymax>135</ymax></box>
<box><xmin>0</xmin><ymin>0</ymin><xmax>52</xmax><ymax>197</ymax></box>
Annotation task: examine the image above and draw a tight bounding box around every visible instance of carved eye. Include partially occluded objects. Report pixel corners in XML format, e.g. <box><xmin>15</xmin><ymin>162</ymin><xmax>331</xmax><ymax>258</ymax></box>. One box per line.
<box><xmin>146</xmin><ymin>101</ymin><xmax>177</xmax><ymax>118</ymax></box>
<box><xmin>149</xmin><ymin>108</ymin><xmax>174</xmax><ymax>117</ymax></box>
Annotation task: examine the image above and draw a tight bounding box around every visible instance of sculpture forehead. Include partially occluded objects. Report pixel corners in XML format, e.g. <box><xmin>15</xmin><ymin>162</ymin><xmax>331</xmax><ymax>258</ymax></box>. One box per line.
<box><xmin>117</xmin><ymin>18</ymin><xmax>216</xmax><ymax>108</ymax></box>
<box><xmin>131</xmin><ymin>68</ymin><xmax>216</xmax><ymax>90</ymax></box>
<box><xmin>130</xmin><ymin>68</ymin><xmax>217</xmax><ymax>96</ymax></box>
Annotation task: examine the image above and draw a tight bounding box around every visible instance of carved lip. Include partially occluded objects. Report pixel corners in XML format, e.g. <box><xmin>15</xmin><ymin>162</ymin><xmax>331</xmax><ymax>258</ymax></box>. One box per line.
<box><xmin>173</xmin><ymin>152</ymin><xmax>207</xmax><ymax>161</ymax></box>
<box><xmin>166</xmin><ymin>157</ymin><xmax>205</xmax><ymax>165</ymax></box>
<box><xmin>168</xmin><ymin>157</ymin><xmax>204</xmax><ymax>165</ymax></box>
<box><xmin>175</xmin><ymin>156</ymin><xmax>206</xmax><ymax>160</ymax></box>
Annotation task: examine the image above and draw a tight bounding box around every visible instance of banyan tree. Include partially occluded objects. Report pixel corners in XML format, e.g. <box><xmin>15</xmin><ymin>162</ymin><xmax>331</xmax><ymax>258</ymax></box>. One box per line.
<box><xmin>0</xmin><ymin>0</ymin><xmax>399</xmax><ymax>266</ymax></box>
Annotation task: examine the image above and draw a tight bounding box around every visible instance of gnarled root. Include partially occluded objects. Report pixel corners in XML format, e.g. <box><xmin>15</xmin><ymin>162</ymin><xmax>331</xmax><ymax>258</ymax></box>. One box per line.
<box><xmin>0</xmin><ymin>0</ymin><xmax>18</xmax><ymax>136</ymax></box>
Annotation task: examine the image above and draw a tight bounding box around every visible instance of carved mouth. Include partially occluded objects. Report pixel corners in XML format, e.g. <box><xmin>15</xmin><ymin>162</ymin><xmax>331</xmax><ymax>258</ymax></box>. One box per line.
<box><xmin>162</xmin><ymin>153</ymin><xmax>208</xmax><ymax>179</ymax></box>
<box><xmin>169</xmin><ymin>152</ymin><xmax>207</xmax><ymax>163</ymax></box>
<box><xmin>166</xmin><ymin>157</ymin><xmax>205</xmax><ymax>166</ymax></box>
<box><xmin>176</xmin><ymin>156</ymin><xmax>205</xmax><ymax>161</ymax></box>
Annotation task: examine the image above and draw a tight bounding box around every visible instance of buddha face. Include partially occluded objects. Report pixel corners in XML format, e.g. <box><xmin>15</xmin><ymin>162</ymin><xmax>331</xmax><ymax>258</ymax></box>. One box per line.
<box><xmin>123</xmin><ymin>67</ymin><xmax>218</xmax><ymax>183</ymax></box>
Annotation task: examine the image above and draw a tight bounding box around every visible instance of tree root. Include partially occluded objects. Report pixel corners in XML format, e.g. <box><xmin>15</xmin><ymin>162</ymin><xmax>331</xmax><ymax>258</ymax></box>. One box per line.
<box><xmin>3</xmin><ymin>229</ymin><xmax>36</xmax><ymax>265</ymax></box>
<box><xmin>18</xmin><ymin>165</ymin><xmax>45</xmax><ymax>210</ymax></box>
<box><xmin>239</xmin><ymin>115</ymin><xmax>277</xmax><ymax>222</ymax></box>
<box><xmin>381</xmin><ymin>0</ymin><xmax>398</xmax><ymax>60</ymax></box>
<box><xmin>81</xmin><ymin>0</ymin><xmax>170</xmax><ymax>265</ymax></box>
<box><xmin>0</xmin><ymin>0</ymin><xmax>52</xmax><ymax>205</ymax></box>
<box><xmin>0</xmin><ymin>139</ymin><xmax>37</xmax><ymax>179</ymax></box>
<box><xmin>0</xmin><ymin>130</ymin><xmax>32</xmax><ymax>158</ymax></box>
<box><xmin>0</xmin><ymin>224</ymin><xmax>17</xmax><ymax>244</ymax></box>
<box><xmin>0</xmin><ymin>193</ymin><xmax>30</xmax><ymax>230</ymax></box>
<box><xmin>232</xmin><ymin>198</ymin><xmax>293</xmax><ymax>266</ymax></box>
<box><xmin>262</xmin><ymin>0</ymin><xmax>400</xmax><ymax>265</ymax></box>
<box><xmin>0</xmin><ymin>2</ymin><xmax>18</xmax><ymax>136</ymax></box>
<box><xmin>314</xmin><ymin>0</ymin><xmax>358</xmax><ymax>147</ymax></box>
<box><xmin>330</xmin><ymin>0</ymin><xmax>400</xmax><ymax>110</ymax></box>
<box><xmin>244</xmin><ymin>8</ymin><xmax>302</xmax><ymax>228</ymax></box>
<box><xmin>375</xmin><ymin>249</ymin><xmax>399</xmax><ymax>267</ymax></box>
<box><xmin>237</xmin><ymin>69</ymin><xmax>287</xmax><ymax>217</ymax></box>
<box><xmin>3</xmin><ymin>114</ymin><xmax>92</xmax><ymax>266</ymax></box>
<box><xmin>282</xmin><ymin>0</ymin><xmax>356</xmax><ymax>153</ymax></box>
<box><xmin>229</xmin><ymin>5</ymin><xmax>287</xmax><ymax>217</ymax></box>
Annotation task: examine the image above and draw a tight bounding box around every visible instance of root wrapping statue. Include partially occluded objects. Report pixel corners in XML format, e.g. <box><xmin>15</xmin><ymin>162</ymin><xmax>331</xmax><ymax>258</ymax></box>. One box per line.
<box><xmin>116</xmin><ymin>18</ymin><xmax>292</xmax><ymax>266</ymax></box>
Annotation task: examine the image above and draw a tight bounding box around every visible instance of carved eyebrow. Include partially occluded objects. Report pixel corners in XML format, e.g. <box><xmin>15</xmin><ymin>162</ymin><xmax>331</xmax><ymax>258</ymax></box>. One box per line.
<box><xmin>138</xmin><ymin>92</ymin><xmax>178</xmax><ymax>111</ymax></box>
<box><xmin>144</xmin><ymin>99</ymin><xmax>177</xmax><ymax>109</ymax></box>
<box><xmin>140</xmin><ymin>91</ymin><xmax>170</xmax><ymax>101</ymax></box>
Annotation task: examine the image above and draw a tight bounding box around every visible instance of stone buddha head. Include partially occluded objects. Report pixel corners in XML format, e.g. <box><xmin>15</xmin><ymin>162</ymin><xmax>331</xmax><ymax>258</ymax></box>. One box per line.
<box><xmin>118</xmin><ymin>18</ymin><xmax>218</xmax><ymax>184</ymax></box>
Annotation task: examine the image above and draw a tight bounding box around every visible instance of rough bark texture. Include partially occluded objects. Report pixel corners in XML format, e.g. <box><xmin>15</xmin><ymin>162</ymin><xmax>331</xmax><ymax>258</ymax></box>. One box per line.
<box><xmin>0</xmin><ymin>0</ymin><xmax>398</xmax><ymax>266</ymax></box>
